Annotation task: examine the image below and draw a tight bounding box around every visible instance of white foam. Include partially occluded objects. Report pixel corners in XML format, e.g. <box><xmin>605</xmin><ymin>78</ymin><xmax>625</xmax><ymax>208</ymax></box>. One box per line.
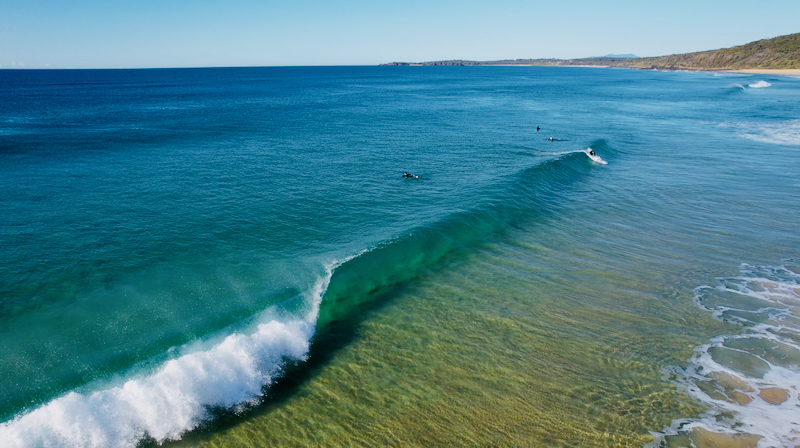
<box><xmin>748</xmin><ymin>80</ymin><xmax>772</xmax><ymax>88</ymax></box>
<box><xmin>719</xmin><ymin>120</ymin><xmax>800</xmax><ymax>146</ymax></box>
<box><xmin>714</xmin><ymin>73</ymin><xmax>750</xmax><ymax>77</ymax></box>
<box><xmin>649</xmin><ymin>263</ymin><xmax>800</xmax><ymax>448</ymax></box>
<box><xmin>0</xmin><ymin>258</ymin><xmax>350</xmax><ymax>448</ymax></box>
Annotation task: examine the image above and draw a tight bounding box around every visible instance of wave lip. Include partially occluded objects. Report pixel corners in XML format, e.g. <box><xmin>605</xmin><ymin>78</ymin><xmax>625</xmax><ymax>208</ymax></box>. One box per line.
<box><xmin>649</xmin><ymin>262</ymin><xmax>800</xmax><ymax>448</ymax></box>
<box><xmin>0</xmin><ymin>259</ymin><xmax>344</xmax><ymax>448</ymax></box>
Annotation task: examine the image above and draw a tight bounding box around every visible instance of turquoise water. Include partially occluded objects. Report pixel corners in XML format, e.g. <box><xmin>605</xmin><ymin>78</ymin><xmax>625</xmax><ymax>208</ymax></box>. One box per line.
<box><xmin>0</xmin><ymin>67</ymin><xmax>798</xmax><ymax>447</ymax></box>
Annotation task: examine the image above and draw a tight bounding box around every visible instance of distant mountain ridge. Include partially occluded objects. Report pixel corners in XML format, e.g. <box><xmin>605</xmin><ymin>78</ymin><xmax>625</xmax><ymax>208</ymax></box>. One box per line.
<box><xmin>382</xmin><ymin>33</ymin><xmax>800</xmax><ymax>70</ymax></box>
<box><xmin>590</xmin><ymin>54</ymin><xmax>638</xmax><ymax>59</ymax></box>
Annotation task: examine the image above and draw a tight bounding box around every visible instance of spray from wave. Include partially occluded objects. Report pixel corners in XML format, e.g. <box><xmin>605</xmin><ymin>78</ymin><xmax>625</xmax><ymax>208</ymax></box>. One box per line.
<box><xmin>0</xmin><ymin>258</ymin><xmax>352</xmax><ymax>448</ymax></box>
<box><xmin>649</xmin><ymin>262</ymin><xmax>800</xmax><ymax>448</ymax></box>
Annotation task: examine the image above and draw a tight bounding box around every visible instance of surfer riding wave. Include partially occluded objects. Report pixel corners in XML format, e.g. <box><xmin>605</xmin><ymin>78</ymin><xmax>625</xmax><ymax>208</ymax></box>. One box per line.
<box><xmin>584</xmin><ymin>147</ymin><xmax>607</xmax><ymax>165</ymax></box>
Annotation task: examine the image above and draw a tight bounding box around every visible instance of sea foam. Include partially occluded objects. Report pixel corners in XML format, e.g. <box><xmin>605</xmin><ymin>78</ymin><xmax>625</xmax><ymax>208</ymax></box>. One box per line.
<box><xmin>720</xmin><ymin>120</ymin><xmax>800</xmax><ymax>146</ymax></box>
<box><xmin>649</xmin><ymin>263</ymin><xmax>800</xmax><ymax>447</ymax></box>
<box><xmin>0</xmin><ymin>259</ymin><xmax>345</xmax><ymax>448</ymax></box>
<box><xmin>748</xmin><ymin>80</ymin><xmax>772</xmax><ymax>88</ymax></box>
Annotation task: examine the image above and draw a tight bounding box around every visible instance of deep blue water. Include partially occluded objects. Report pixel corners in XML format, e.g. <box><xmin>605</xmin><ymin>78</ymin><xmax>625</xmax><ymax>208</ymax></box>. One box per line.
<box><xmin>1</xmin><ymin>67</ymin><xmax>799</xmax><ymax>447</ymax></box>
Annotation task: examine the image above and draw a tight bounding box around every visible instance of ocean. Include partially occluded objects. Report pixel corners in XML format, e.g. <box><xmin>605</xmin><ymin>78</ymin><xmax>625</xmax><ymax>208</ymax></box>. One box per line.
<box><xmin>0</xmin><ymin>66</ymin><xmax>798</xmax><ymax>447</ymax></box>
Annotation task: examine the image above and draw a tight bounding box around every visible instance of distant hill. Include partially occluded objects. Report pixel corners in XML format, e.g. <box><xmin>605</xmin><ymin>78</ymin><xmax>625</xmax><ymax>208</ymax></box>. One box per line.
<box><xmin>381</xmin><ymin>33</ymin><xmax>800</xmax><ymax>70</ymax></box>
<box><xmin>607</xmin><ymin>33</ymin><xmax>800</xmax><ymax>70</ymax></box>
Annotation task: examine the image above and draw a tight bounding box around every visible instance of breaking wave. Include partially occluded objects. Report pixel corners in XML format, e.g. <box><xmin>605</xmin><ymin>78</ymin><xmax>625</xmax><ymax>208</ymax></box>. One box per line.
<box><xmin>0</xmin><ymin>259</ymin><xmax>347</xmax><ymax>448</ymax></box>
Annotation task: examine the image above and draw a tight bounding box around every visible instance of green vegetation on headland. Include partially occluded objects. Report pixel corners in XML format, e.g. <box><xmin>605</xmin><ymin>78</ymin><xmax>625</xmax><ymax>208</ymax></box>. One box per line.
<box><xmin>381</xmin><ymin>32</ymin><xmax>800</xmax><ymax>70</ymax></box>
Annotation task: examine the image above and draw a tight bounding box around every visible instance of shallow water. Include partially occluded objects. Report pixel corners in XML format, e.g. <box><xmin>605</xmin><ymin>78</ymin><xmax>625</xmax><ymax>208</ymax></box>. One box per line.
<box><xmin>1</xmin><ymin>67</ymin><xmax>798</xmax><ymax>447</ymax></box>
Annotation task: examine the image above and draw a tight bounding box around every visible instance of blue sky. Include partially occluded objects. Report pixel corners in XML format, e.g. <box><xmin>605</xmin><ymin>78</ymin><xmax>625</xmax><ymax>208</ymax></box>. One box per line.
<box><xmin>2</xmin><ymin>0</ymin><xmax>799</xmax><ymax>68</ymax></box>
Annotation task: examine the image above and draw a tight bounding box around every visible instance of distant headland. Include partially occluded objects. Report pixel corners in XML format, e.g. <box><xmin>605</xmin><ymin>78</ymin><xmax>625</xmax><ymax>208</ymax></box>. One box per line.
<box><xmin>381</xmin><ymin>32</ymin><xmax>800</xmax><ymax>74</ymax></box>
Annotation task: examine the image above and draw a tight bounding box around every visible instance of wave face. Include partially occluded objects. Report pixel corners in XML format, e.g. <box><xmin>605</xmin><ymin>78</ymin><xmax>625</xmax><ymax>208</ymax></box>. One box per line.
<box><xmin>317</xmin><ymin>147</ymin><xmax>604</xmax><ymax>331</ymax></box>
<box><xmin>651</xmin><ymin>263</ymin><xmax>800</xmax><ymax>447</ymax></box>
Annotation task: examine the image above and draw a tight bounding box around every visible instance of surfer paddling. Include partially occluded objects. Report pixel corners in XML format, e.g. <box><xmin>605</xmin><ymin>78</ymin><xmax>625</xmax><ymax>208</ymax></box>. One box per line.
<box><xmin>548</xmin><ymin>137</ymin><xmax>561</xmax><ymax>141</ymax></box>
<box><xmin>403</xmin><ymin>172</ymin><xmax>418</xmax><ymax>179</ymax></box>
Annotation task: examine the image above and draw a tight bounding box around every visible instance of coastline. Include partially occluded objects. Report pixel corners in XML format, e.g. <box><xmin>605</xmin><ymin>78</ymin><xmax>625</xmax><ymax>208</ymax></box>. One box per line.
<box><xmin>719</xmin><ymin>68</ymin><xmax>800</xmax><ymax>75</ymax></box>
<box><xmin>545</xmin><ymin>66</ymin><xmax>800</xmax><ymax>76</ymax></box>
<box><xmin>496</xmin><ymin>66</ymin><xmax>800</xmax><ymax>74</ymax></box>
<box><xmin>381</xmin><ymin>64</ymin><xmax>799</xmax><ymax>75</ymax></box>
<box><xmin>481</xmin><ymin>64</ymin><xmax>610</xmax><ymax>68</ymax></box>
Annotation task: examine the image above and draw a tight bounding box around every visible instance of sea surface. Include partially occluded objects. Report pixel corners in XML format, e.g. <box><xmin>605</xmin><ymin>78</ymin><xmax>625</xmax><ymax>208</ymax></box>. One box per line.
<box><xmin>0</xmin><ymin>67</ymin><xmax>798</xmax><ymax>447</ymax></box>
